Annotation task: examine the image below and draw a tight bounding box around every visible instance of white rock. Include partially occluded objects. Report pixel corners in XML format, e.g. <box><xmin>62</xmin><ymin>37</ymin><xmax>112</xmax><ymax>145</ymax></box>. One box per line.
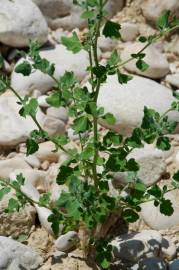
<box><xmin>0</xmin><ymin>0</ymin><xmax>48</xmax><ymax>47</ymax></box>
<box><xmin>111</xmin><ymin>230</ymin><xmax>162</xmax><ymax>263</ymax></box>
<box><xmin>142</xmin><ymin>0</ymin><xmax>179</xmax><ymax>25</ymax></box>
<box><xmin>9</xmin><ymin>169</ymin><xmax>49</xmax><ymax>193</ymax></box>
<box><xmin>43</xmin><ymin>116</ymin><xmax>66</xmax><ymax>136</ymax></box>
<box><xmin>141</xmin><ymin>190</ymin><xmax>179</xmax><ymax>230</ymax></box>
<box><xmin>33</xmin><ymin>0</ymin><xmax>124</xmax><ymax>30</ymax></box>
<box><xmin>0</xmin><ymin>94</ymin><xmax>59</xmax><ymax>146</ymax></box>
<box><xmin>166</xmin><ymin>74</ymin><xmax>179</xmax><ymax>88</ymax></box>
<box><xmin>0</xmin><ymin>156</ymin><xmax>31</xmax><ymax>178</ymax></box>
<box><xmin>97</xmin><ymin>75</ymin><xmax>179</xmax><ymax>135</ymax></box>
<box><xmin>11</xmin><ymin>44</ymin><xmax>89</xmax><ymax>96</ymax></box>
<box><xmin>113</xmin><ymin>144</ymin><xmax>169</xmax><ymax>187</ymax></box>
<box><xmin>121</xmin><ymin>43</ymin><xmax>169</xmax><ymax>79</ymax></box>
<box><xmin>0</xmin><ymin>190</ymin><xmax>36</xmax><ymax>237</ymax></box>
<box><xmin>161</xmin><ymin>237</ymin><xmax>177</xmax><ymax>261</ymax></box>
<box><xmin>35</xmin><ymin>141</ymin><xmax>60</xmax><ymax>162</ymax></box>
<box><xmin>55</xmin><ymin>231</ymin><xmax>79</xmax><ymax>252</ymax></box>
<box><xmin>120</xmin><ymin>23</ymin><xmax>139</xmax><ymax>42</ymax></box>
<box><xmin>24</xmin><ymin>154</ymin><xmax>41</xmax><ymax>168</ymax></box>
<box><xmin>38</xmin><ymin>95</ymin><xmax>50</xmax><ymax>108</ymax></box>
<box><xmin>139</xmin><ymin>257</ymin><xmax>167</xmax><ymax>270</ymax></box>
<box><xmin>98</xmin><ymin>36</ymin><xmax>118</xmax><ymax>52</ymax></box>
<box><xmin>0</xmin><ymin>236</ymin><xmax>43</xmax><ymax>269</ymax></box>
<box><xmin>47</xmin><ymin>107</ymin><xmax>68</xmax><ymax>123</ymax></box>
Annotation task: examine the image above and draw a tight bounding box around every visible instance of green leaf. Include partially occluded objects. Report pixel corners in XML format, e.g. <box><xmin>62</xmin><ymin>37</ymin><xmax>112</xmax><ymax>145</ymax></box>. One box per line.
<box><xmin>73</xmin><ymin>115</ymin><xmax>92</xmax><ymax>133</ymax></box>
<box><xmin>33</xmin><ymin>58</ymin><xmax>55</xmax><ymax>76</ymax></box>
<box><xmin>81</xmin><ymin>10</ymin><xmax>95</xmax><ymax>19</ymax></box>
<box><xmin>56</xmin><ymin>166</ymin><xmax>74</xmax><ymax>185</ymax></box>
<box><xmin>156</xmin><ymin>10</ymin><xmax>171</xmax><ymax>30</ymax></box>
<box><xmin>160</xmin><ymin>199</ymin><xmax>174</xmax><ymax>216</ymax></box>
<box><xmin>173</xmin><ymin>171</ymin><xmax>179</xmax><ymax>182</ymax></box>
<box><xmin>126</xmin><ymin>158</ymin><xmax>139</xmax><ymax>171</ymax></box>
<box><xmin>26</xmin><ymin>138</ymin><xmax>39</xmax><ymax>156</ymax></box>
<box><xmin>46</xmin><ymin>92</ymin><xmax>62</xmax><ymax>107</ymax></box>
<box><xmin>19</xmin><ymin>98</ymin><xmax>38</xmax><ymax>118</ymax></box>
<box><xmin>15</xmin><ymin>61</ymin><xmax>32</xmax><ymax>76</ymax></box>
<box><xmin>16</xmin><ymin>234</ymin><xmax>28</xmax><ymax>243</ymax></box>
<box><xmin>0</xmin><ymin>76</ymin><xmax>10</xmax><ymax>93</ymax></box>
<box><xmin>156</xmin><ymin>136</ymin><xmax>171</xmax><ymax>151</ymax></box>
<box><xmin>0</xmin><ymin>187</ymin><xmax>11</xmax><ymax>201</ymax></box>
<box><xmin>61</xmin><ymin>32</ymin><xmax>82</xmax><ymax>53</ymax></box>
<box><xmin>6</xmin><ymin>198</ymin><xmax>19</xmax><ymax>213</ymax></box>
<box><xmin>147</xmin><ymin>185</ymin><xmax>162</xmax><ymax>198</ymax></box>
<box><xmin>103</xmin><ymin>131</ymin><xmax>123</xmax><ymax>146</ymax></box>
<box><xmin>100</xmin><ymin>258</ymin><xmax>111</xmax><ymax>269</ymax></box>
<box><xmin>117</xmin><ymin>71</ymin><xmax>133</xmax><ymax>84</ymax></box>
<box><xmin>138</xmin><ymin>36</ymin><xmax>147</xmax><ymax>43</ymax></box>
<box><xmin>122</xmin><ymin>209</ymin><xmax>139</xmax><ymax>223</ymax></box>
<box><xmin>136</xmin><ymin>59</ymin><xmax>149</xmax><ymax>71</ymax></box>
<box><xmin>92</xmin><ymin>65</ymin><xmax>107</xmax><ymax>79</ymax></box>
<box><xmin>39</xmin><ymin>192</ymin><xmax>51</xmax><ymax>206</ymax></box>
<box><xmin>103</xmin><ymin>21</ymin><xmax>121</xmax><ymax>39</ymax></box>
<box><xmin>81</xmin><ymin>145</ymin><xmax>94</xmax><ymax>160</ymax></box>
<box><xmin>107</xmin><ymin>49</ymin><xmax>119</xmax><ymax>66</ymax></box>
<box><xmin>102</xmin><ymin>113</ymin><xmax>116</xmax><ymax>125</ymax></box>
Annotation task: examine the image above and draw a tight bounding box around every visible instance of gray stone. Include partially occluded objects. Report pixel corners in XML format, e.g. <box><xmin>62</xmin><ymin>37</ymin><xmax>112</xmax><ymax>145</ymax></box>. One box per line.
<box><xmin>111</xmin><ymin>230</ymin><xmax>162</xmax><ymax>263</ymax></box>
<box><xmin>0</xmin><ymin>0</ymin><xmax>48</xmax><ymax>47</ymax></box>
<box><xmin>47</xmin><ymin>107</ymin><xmax>69</xmax><ymax>123</ymax></box>
<box><xmin>120</xmin><ymin>23</ymin><xmax>139</xmax><ymax>42</ymax></box>
<box><xmin>139</xmin><ymin>257</ymin><xmax>167</xmax><ymax>270</ymax></box>
<box><xmin>166</xmin><ymin>74</ymin><xmax>179</xmax><ymax>88</ymax></box>
<box><xmin>0</xmin><ymin>236</ymin><xmax>43</xmax><ymax>269</ymax></box>
<box><xmin>161</xmin><ymin>237</ymin><xmax>177</xmax><ymax>261</ymax></box>
<box><xmin>55</xmin><ymin>231</ymin><xmax>79</xmax><ymax>252</ymax></box>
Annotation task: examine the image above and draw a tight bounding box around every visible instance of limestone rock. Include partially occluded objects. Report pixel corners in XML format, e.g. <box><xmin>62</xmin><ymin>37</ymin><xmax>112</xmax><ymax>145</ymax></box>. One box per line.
<box><xmin>11</xmin><ymin>45</ymin><xmax>89</xmax><ymax>96</ymax></box>
<box><xmin>141</xmin><ymin>190</ymin><xmax>179</xmax><ymax>230</ymax></box>
<box><xmin>97</xmin><ymin>75</ymin><xmax>179</xmax><ymax>135</ymax></box>
<box><xmin>0</xmin><ymin>0</ymin><xmax>48</xmax><ymax>47</ymax></box>
<box><xmin>33</xmin><ymin>0</ymin><xmax>124</xmax><ymax>30</ymax></box>
<box><xmin>55</xmin><ymin>231</ymin><xmax>79</xmax><ymax>252</ymax></box>
<box><xmin>166</xmin><ymin>74</ymin><xmax>179</xmax><ymax>88</ymax></box>
<box><xmin>121</xmin><ymin>23</ymin><xmax>139</xmax><ymax>42</ymax></box>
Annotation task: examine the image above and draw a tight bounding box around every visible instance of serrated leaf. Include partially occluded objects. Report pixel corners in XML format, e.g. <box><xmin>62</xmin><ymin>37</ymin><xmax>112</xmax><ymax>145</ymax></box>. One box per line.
<box><xmin>122</xmin><ymin>209</ymin><xmax>139</xmax><ymax>223</ymax></box>
<box><xmin>136</xmin><ymin>59</ymin><xmax>149</xmax><ymax>71</ymax></box>
<box><xmin>61</xmin><ymin>32</ymin><xmax>82</xmax><ymax>53</ymax></box>
<box><xmin>156</xmin><ymin>136</ymin><xmax>171</xmax><ymax>151</ymax></box>
<box><xmin>103</xmin><ymin>21</ymin><xmax>121</xmax><ymax>39</ymax></box>
<box><xmin>160</xmin><ymin>199</ymin><xmax>174</xmax><ymax>216</ymax></box>
<box><xmin>15</xmin><ymin>61</ymin><xmax>32</xmax><ymax>76</ymax></box>
<box><xmin>46</xmin><ymin>92</ymin><xmax>62</xmax><ymax>107</ymax></box>
<box><xmin>156</xmin><ymin>10</ymin><xmax>171</xmax><ymax>30</ymax></box>
<box><xmin>26</xmin><ymin>138</ymin><xmax>39</xmax><ymax>156</ymax></box>
<box><xmin>117</xmin><ymin>71</ymin><xmax>133</xmax><ymax>84</ymax></box>
<box><xmin>102</xmin><ymin>113</ymin><xmax>116</xmax><ymax>125</ymax></box>
<box><xmin>73</xmin><ymin>115</ymin><xmax>92</xmax><ymax>133</ymax></box>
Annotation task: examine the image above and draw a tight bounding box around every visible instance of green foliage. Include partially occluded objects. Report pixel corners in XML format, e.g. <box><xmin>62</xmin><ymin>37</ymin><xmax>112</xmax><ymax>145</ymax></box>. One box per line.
<box><xmin>61</xmin><ymin>32</ymin><xmax>82</xmax><ymax>53</ymax></box>
<box><xmin>1</xmin><ymin>2</ymin><xmax>179</xmax><ymax>269</ymax></box>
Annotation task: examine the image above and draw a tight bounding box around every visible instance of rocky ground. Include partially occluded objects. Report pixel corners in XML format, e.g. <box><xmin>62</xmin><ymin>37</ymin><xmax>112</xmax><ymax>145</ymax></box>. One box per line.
<box><xmin>1</xmin><ymin>0</ymin><xmax>179</xmax><ymax>269</ymax></box>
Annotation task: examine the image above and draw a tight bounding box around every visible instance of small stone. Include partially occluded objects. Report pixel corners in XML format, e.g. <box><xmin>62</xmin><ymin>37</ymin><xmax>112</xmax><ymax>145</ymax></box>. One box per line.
<box><xmin>24</xmin><ymin>155</ymin><xmax>41</xmax><ymax>169</ymax></box>
<box><xmin>166</xmin><ymin>74</ymin><xmax>179</xmax><ymax>88</ymax></box>
<box><xmin>47</xmin><ymin>107</ymin><xmax>68</xmax><ymax>123</ymax></box>
<box><xmin>120</xmin><ymin>22</ymin><xmax>139</xmax><ymax>41</ymax></box>
<box><xmin>161</xmin><ymin>237</ymin><xmax>177</xmax><ymax>261</ymax></box>
<box><xmin>38</xmin><ymin>95</ymin><xmax>50</xmax><ymax>108</ymax></box>
<box><xmin>55</xmin><ymin>231</ymin><xmax>79</xmax><ymax>252</ymax></box>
